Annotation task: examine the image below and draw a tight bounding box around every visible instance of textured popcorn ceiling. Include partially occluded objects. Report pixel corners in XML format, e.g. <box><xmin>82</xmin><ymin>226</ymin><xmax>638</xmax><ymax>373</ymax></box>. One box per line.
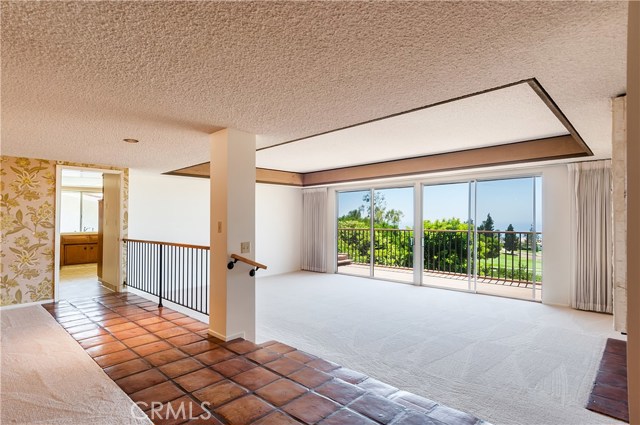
<box><xmin>0</xmin><ymin>1</ymin><xmax>627</xmax><ymax>172</ymax></box>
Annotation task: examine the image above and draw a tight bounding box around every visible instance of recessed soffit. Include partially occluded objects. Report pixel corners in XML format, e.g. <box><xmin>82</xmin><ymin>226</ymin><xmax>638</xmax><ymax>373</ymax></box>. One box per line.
<box><xmin>168</xmin><ymin>79</ymin><xmax>590</xmax><ymax>184</ymax></box>
<box><xmin>255</xmin><ymin>80</ymin><xmax>578</xmax><ymax>173</ymax></box>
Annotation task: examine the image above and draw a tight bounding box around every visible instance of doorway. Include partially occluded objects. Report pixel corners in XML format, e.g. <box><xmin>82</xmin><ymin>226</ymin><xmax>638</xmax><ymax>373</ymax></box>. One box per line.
<box><xmin>54</xmin><ymin>167</ymin><xmax>123</xmax><ymax>301</ymax></box>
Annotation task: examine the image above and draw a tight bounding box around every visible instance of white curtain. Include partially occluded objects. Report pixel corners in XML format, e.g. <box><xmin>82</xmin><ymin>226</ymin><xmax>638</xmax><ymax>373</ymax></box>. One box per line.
<box><xmin>301</xmin><ymin>188</ymin><xmax>327</xmax><ymax>272</ymax></box>
<box><xmin>568</xmin><ymin>160</ymin><xmax>613</xmax><ymax>313</ymax></box>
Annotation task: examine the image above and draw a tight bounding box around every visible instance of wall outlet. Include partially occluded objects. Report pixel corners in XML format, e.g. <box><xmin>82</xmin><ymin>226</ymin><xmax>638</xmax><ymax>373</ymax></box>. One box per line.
<box><xmin>240</xmin><ymin>241</ymin><xmax>251</xmax><ymax>254</ymax></box>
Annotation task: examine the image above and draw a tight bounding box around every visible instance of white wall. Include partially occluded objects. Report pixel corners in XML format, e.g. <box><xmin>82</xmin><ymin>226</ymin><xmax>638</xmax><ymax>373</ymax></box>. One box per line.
<box><xmin>128</xmin><ymin>170</ymin><xmax>302</xmax><ymax>276</ymax></box>
<box><xmin>540</xmin><ymin>165</ymin><xmax>571</xmax><ymax>305</ymax></box>
<box><xmin>256</xmin><ymin>184</ymin><xmax>303</xmax><ymax>276</ymax></box>
<box><xmin>128</xmin><ymin>170</ymin><xmax>211</xmax><ymax>245</ymax></box>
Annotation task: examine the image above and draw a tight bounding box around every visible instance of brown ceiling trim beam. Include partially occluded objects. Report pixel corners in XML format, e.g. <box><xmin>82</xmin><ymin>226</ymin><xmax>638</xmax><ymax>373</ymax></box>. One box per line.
<box><xmin>526</xmin><ymin>79</ymin><xmax>593</xmax><ymax>155</ymax></box>
<box><xmin>256</xmin><ymin>168</ymin><xmax>303</xmax><ymax>186</ymax></box>
<box><xmin>165</xmin><ymin>162</ymin><xmax>210</xmax><ymax>178</ymax></box>
<box><xmin>164</xmin><ymin>164</ymin><xmax>304</xmax><ymax>186</ymax></box>
<box><xmin>302</xmin><ymin>135</ymin><xmax>588</xmax><ymax>186</ymax></box>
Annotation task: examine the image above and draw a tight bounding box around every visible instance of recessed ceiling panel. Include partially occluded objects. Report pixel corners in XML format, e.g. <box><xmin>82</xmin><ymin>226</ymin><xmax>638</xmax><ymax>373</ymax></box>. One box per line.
<box><xmin>256</xmin><ymin>82</ymin><xmax>569</xmax><ymax>173</ymax></box>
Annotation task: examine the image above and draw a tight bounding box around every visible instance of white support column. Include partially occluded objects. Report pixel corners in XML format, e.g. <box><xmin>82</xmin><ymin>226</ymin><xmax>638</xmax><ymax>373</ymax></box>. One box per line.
<box><xmin>209</xmin><ymin>128</ymin><xmax>257</xmax><ymax>342</ymax></box>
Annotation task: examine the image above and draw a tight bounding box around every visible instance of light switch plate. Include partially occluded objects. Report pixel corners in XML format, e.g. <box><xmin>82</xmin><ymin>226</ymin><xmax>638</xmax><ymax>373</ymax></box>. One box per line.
<box><xmin>240</xmin><ymin>242</ymin><xmax>251</xmax><ymax>254</ymax></box>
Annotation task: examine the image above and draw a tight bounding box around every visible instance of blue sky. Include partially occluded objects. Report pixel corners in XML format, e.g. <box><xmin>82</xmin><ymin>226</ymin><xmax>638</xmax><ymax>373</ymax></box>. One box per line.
<box><xmin>338</xmin><ymin>177</ymin><xmax>542</xmax><ymax>231</ymax></box>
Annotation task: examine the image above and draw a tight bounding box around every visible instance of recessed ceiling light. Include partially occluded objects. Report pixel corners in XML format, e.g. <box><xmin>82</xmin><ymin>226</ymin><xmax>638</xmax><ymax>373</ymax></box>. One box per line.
<box><xmin>123</xmin><ymin>138</ymin><xmax>139</xmax><ymax>144</ymax></box>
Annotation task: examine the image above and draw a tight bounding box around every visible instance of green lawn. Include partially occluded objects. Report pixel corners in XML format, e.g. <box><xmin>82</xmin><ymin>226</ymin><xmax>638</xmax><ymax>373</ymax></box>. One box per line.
<box><xmin>478</xmin><ymin>250</ymin><xmax>542</xmax><ymax>282</ymax></box>
<box><xmin>486</xmin><ymin>251</ymin><xmax>541</xmax><ymax>270</ymax></box>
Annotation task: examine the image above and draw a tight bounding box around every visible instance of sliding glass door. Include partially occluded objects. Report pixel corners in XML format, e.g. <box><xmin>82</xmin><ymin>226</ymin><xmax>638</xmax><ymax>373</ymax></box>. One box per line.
<box><xmin>421</xmin><ymin>177</ymin><xmax>542</xmax><ymax>300</ymax></box>
<box><xmin>422</xmin><ymin>182</ymin><xmax>473</xmax><ymax>291</ymax></box>
<box><xmin>475</xmin><ymin>177</ymin><xmax>542</xmax><ymax>301</ymax></box>
<box><xmin>372</xmin><ymin>187</ymin><xmax>414</xmax><ymax>283</ymax></box>
<box><xmin>337</xmin><ymin>190</ymin><xmax>371</xmax><ymax>276</ymax></box>
<box><xmin>337</xmin><ymin>176</ymin><xmax>542</xmax><ymax>301</ymax></box>
<box><xmin>337</xmin><ymin>187</ymin><xmax>414</xmax><ymax>282</ymax></box>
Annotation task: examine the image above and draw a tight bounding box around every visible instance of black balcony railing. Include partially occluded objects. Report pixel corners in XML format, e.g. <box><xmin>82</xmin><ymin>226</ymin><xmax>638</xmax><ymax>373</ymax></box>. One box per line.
<box><xmin>423</xmin><ymin>229</ymin><xmax>470</xmax><ymax>276</ymax></box>
<box><xmin>337</xmin><ymin>228</ymin><xmax>372</xmax><ymax>264</ymax></box>
<box><xmin>374</xmin><ymin>228</ymin><xmax>414</xmax><ymax>269</ymax></box>
<box><xmin>473</xmin><ymin>230</ymin><xmax>542</xmax><ymax>284</ymax></box>
<box><xmin>337</xmin><ymin>228</ymin><xmax>542</xmax><ymax>285</ymax></box>
<box><xmin>123</xmin><ymin>239</ymin><xmax>209</xmax><ymax>315</ymax></box>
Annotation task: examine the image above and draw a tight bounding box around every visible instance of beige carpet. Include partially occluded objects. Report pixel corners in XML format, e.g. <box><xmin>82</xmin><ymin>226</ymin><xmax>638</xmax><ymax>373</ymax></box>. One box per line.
<box><xmin>256</xmin><ymin>272</ymin><xmax>625</xmax><ymax>425</ymax></box>
<box><xmin>0</xmin><ymin>305</ymin><xmax>150</xmax><ymax>424</ymax></box>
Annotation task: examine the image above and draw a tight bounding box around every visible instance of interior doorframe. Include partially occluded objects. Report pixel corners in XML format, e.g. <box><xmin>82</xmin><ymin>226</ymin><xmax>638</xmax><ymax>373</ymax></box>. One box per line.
<box><xmin>53</xmin><ymin>165</ymin><xmax>124</xmax><ymax>301</ymax></box>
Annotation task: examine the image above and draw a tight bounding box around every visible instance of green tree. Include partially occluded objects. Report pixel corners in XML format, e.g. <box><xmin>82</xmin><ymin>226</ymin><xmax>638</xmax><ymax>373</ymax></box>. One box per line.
<box><xmin>478</xmin><ymin>213</ymin><xmax>494</xmax><ymax>233</ymax></box>
<box><xmin>338</xmin><ymin>193</ymin><xmax>408</xmax><ymax>267</ymax></box>
<box><xmin>362</xmin><ymin>192</ymin><xmax>383</xmax><ymax>223</ymax></box>
<box><xmin>361</xmin><ymin>192</ymin><xmax>404</xmax><ymax>227</ymax></box>
<box><xmin>423</xmin><ymin>218</ymin><xmax>471</xmax><ymax>273</ymax></box>
<box><xmin>504</xmin><ymin>224</ymin><xmax>517</xmax><ymax>253</ymax></box>
<box><xmin>476</xmin><ymin>236</ymin><xmax>500</xmax><ymax>259</ymax></box>
<box><xmin>424</xmin><ymin>217</ymin><xmax>469</xmax><ymax>231</ymax></box>
<box><xmin>343</xmin><ymin>208</ymin><xmax>364</xmax><ymax>221</ymax></box>
<box><xmin>383</xmin><ymin>209</ymin><xmax>404</xmax><ymax>228</ymax></box>
<box><xmin>476</xmin><ymin>213</ymin><xmax>500</xmax><ymax>258</ymax></box>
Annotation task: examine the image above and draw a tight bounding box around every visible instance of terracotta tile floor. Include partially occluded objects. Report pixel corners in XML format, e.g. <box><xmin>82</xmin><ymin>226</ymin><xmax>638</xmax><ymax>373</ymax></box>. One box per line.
<box><xmin>43</xmin><ymin>293</ymin><xmax>489</xmax><ymax>425</ymax></box>
<box><xmin>586</xmin><ymin>338</ymin><xmax>629</xmax><ymax>423</ymax></box>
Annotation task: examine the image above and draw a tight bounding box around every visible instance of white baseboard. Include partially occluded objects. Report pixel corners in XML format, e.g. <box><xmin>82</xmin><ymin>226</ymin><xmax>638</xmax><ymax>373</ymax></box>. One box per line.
<box><xmin>98</xmin><ymin>279</ymin><xmax>118</xmax><ymax>292</ymax></box>
<box><xmin>208</xmin><ymin>329</ymin><xmax>245</xmax><ymax>342</ymax></box>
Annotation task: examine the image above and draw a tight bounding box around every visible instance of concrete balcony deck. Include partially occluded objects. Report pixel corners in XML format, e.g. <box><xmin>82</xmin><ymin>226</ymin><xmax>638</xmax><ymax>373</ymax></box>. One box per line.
<box><xmin>337</xmin><ymin>264</ymin><xmax>542</xmax><ymax>301</ymax></box>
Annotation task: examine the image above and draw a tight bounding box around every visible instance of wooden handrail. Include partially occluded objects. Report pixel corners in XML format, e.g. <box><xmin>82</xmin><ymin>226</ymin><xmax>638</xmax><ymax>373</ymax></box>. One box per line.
<box><xmin>230</xmin><ymin>254</ymin><xmax>267</xmax><ymax>270</ymax></box>
<box><xmin>122</xmin><ymin>238</ymin><xmax>210</xmax><ymax>250</ymax></box>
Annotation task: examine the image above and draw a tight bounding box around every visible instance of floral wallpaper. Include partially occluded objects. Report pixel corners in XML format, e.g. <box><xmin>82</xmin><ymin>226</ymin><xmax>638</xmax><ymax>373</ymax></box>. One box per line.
<box><xmin>0</xmin><ymin>155</ymin><xmax>128</xmax><ymax>306</ymax></box>
<box><xmin>0</xmin><ymin>157</ymin><xmax>56</xmax><ymax>305</ymax></box>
